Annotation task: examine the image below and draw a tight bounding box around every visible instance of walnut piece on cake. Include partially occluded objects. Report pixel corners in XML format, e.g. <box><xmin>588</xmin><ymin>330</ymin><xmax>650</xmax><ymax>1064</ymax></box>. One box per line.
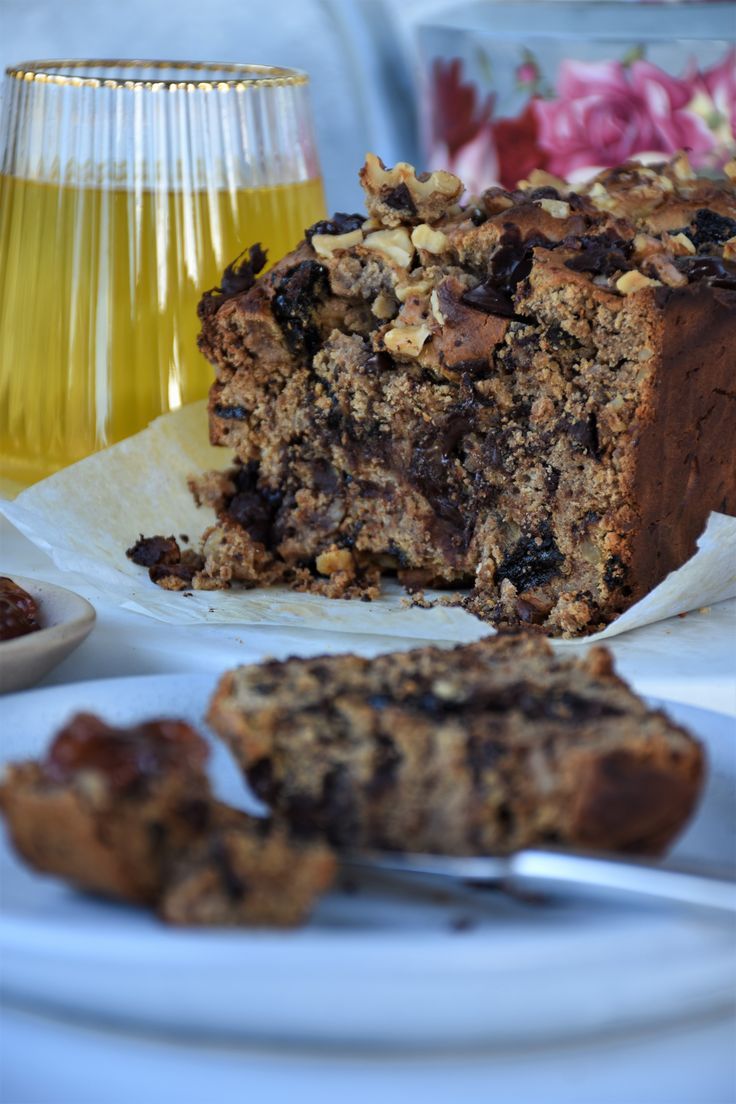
<box><xmin>208</xmin><ymin>635</ymin><xmax>704</xmax><ymax>857</ymax></box>
<box><xmin>0</xmin><ymin>713</ymin><xmax>335</xmax><ymax>926</ymax></box>
<box><xmin>140</xmin><ymin>152</ymin><xmax>736</xmax><ymax>637</ymax></box>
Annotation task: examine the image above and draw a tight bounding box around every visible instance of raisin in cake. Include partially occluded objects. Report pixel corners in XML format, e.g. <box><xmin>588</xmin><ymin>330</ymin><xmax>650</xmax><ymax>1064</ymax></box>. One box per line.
<box><xmin>190</xmin><ymin>153</ymin><xmax>736</xmax><ymax>636</ymax></box>
<box><xmin>208</xmin><ymin>635</ymin><xmax>703</xmax><ymax>857</ymax></box>
<box><xmin>0</xmin><ymin>713</ymin><xmax>334</xmax><ymax>926</ymax></box>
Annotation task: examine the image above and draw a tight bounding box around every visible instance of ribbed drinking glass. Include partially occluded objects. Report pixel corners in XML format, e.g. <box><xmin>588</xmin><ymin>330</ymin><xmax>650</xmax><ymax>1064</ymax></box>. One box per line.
<box><xmin>0</xmin><ymin>60</ymin><xmax>326</xmax><ymax>486</ymax></box>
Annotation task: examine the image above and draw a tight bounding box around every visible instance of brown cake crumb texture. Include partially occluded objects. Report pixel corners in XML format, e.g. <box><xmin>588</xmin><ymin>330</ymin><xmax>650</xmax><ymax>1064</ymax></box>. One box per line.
<box><xmin>208</xmin><ymin>635</ymin><xmax>704</xmax><ymax>857</ymax></box>
<box><xmin>140</xmin><ymin>152</ymin><xmax>735</xmax><ymax>636</ymax></box>
<box><xmin>0</xmin><ymin>713</ymin><xmax>335</xmax><ymax>926</ymax></box>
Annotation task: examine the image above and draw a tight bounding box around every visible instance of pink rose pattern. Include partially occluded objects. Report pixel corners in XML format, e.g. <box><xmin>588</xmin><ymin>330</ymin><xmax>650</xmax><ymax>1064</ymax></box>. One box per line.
<box><xmin>535</xmin><ymin>59</ymin><xmax>717</xmax><ymax>176</ymax></box>
<box><xmin>428</xmin><ymin>49</ymin><xmax>736</xmax><ymax>190</ymax></box>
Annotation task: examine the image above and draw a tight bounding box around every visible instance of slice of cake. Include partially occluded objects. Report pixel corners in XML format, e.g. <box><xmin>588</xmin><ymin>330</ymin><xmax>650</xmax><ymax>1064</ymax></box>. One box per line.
<box><xmin>208</xmin><ymin>635</ymin><xmax>703</xmax><ymax>857</ymax></box>
<box><xmin>0</xmin><ymin>713</ymin><xmax>335</xmax><ymax>926</ymax></box>
<box><xmin>184</xmin><ymin>153</ymin><xmax>736</xmax><ymax>636</ymax></box>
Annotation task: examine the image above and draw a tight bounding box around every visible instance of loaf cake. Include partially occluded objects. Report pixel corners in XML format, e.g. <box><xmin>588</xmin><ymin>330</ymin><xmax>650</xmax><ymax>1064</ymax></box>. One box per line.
<box><xmin>208</xmin><ymin>635</ymin><xmax>704</xmax><ymax>856</ymax></box>
<box><xmin>176</xmin><ymin>152</ymin><xmax>736</xmax><ymax>635</ymax></box>
<box><xmin>0</xmin><ymin>713</ymin><xmax>335</xmax><ymax>926</ymax></box>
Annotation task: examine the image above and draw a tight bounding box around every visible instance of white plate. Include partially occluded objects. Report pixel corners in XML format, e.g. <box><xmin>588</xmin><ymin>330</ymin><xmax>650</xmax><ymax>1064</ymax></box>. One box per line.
<box><xmin>1</xmin><ymin>674</ymin><xmax>734</xmax><ymax>1050</ymax></box>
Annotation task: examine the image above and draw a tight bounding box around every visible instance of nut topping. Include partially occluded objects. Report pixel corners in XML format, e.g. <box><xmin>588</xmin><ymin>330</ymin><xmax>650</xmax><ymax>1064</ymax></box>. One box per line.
<box><xmin>311</xmin><ymin>229</ymin><xmax>364</xmax><ymax>257</ymax></box>
<box><xmin>363</xmin><ymin>227</ymin><xmax>414</xmax><ymax>268</ymax></box>
<box><xmin>538</xmin><ymin>198</ymin><xmax>571</xmax><ymax>219</ymax></box>
<box><xmin>411</xmin><ymin>223</ymin><xmax>450</xmax><ymax>254</ymax></box>
<box><xmin>360</xmin><ymin>153</ymin><xmax>463</xmax><ymax>227</ymax></box>
<box><xmin>615</xmin><ymin>270</ymin><xmax>662</xmax><ymax>294</ymax></box>
<box><xmin>383</xmin><ymin>323</ymin><xmax>432</xmax><ymax>357</ymax></box>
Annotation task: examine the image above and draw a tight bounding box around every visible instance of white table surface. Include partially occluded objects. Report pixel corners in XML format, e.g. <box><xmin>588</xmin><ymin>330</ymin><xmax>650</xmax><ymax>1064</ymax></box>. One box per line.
<box><xmin>1</xmin><ymin>512</ymin><xmax>735</xmax><ymax>1104</ymax></box>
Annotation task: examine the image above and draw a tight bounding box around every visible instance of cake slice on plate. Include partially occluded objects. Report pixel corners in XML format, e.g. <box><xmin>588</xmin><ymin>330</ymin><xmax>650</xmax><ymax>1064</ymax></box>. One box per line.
<box><xmin>208</xmin><ymin>635</ymin><xmax>704</xmax><ymax>856</ymax></box>
<box><xmin>0</xmin><ymin>713</ymin><xmax>334</xmax><ymax>926</ymax></box>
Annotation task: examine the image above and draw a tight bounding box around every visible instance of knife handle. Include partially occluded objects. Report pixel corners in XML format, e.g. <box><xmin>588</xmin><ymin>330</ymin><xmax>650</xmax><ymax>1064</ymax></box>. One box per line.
<box><xmin>509</xmin><ymin>850</ymin><xmax>736</xmax><ymax>915</ymax></box>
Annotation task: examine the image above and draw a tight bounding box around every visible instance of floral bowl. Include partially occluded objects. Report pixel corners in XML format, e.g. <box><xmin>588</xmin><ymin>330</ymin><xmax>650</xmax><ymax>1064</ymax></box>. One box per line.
<box><xmin>416</xmin><ymin>0</ymin><xmax>735</xmax><ymax>190</ymax></box>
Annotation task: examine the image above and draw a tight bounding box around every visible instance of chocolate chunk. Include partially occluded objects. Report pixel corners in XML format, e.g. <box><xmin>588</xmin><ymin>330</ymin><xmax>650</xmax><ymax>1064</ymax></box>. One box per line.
<box><xmin>226</xmin><ymin>463</ymin><xmax>283</xmax><ymax>547</ymax></box>
<box><xmin>126</xmin><ymin>535</ymin><xmax>181</xmax><ymax>568</ymax></box>
<box><xmin>461</xmin><ymin>282</ymin><xmax>516</xmax><ymax>318</ymax></box>
<box><xmin>198</xmin><ymin>243</ymin><xmax>268</xmax><ymax>320</ymax></box>
<box><xmin>676</xmin><ymin>255</ymin><xmax>736</xmax><ymax>290</ymax></box>
<box><xmin>497</xmin><ymin>524</ymin><xmax>564</xmax><ymax>592</ymax></box>
<box><xmin>466</xmin><ymin>735</ymin><xmax>505</xmax><ymax>786</ymax></box>
<box><xmin>526</xmin><ymin>185</ymin><xmax>560</xmax><ymax>201</ymax></box>
<box><xmin>210</xmin><ymin>838</ymin><xmax>248</xmax><ymax>902</ymax></box>
<box><xmin>383</xmin><ymin>183</ymin><xmax>418</xmax><ymax>216</ymax></box>
<box><xmin>544</xmin><ymin>466</ymin><xmax>561</xmax><ymax>493</ymax></box>
<box><xmin>564</xmin><ymin>235</ymin><xmax>631</xmax><ymax>278</ymax></box>
<box><xmin>689</xmin><ymin>208</ymin><xmax>736</xmax><ymax>250</ymax></box>
<box><xmin>321</xmin><ymin>765</ymin><xmax>359</xmax><ymax>847</ymax></box>
<box><xmin>483</xmin><ymin>432</ymin><xmax>505</xmax><ymax>471</ymax></box>
<box><xmin>310</xmin><ymin>459</ymin><xmax>341</xmax><ymax>495</ymax></box>
<box><xmin>410</xmin><ymin>407</ymin><xmax>475</xmax><ymax>531</ymax></box>
<box><xmin>515</xmin><ymin>593</ymin><xmax>553</xmax><ymax>625</ymax></box>
<box><xmin>213</xmin><ymin>403</ymin><xmax>249</xmax><ymax>421</ymax></box>
<box><xmin>545</xmin><ymin>324</ymin><xmax>582</xmax><ymax>351</ymax></box>
<box><xmin>148</xmin><ymin>563</ymin><xmax>198</xmax><ymax>589</ymax></box>
<box><xmin>367</xmin><ymin>734</ymin><xmax>402</xmax><ymax>796</ymax></box>
<box><xmin>364</xmin><ymin>350</ymin><xmax>394</xmax><ymax>374</ymax></box>
<box><xmin>491</xmin><ymin>225</ymin><xmax>550</xmax><ymax>294</ymax></box>
<box><xmin>272</xmin><ymin>260</ymin><xmax>330</xmax><ymax>357</ymax></box>
<box><xmin>305</xmin><ymin>212</ymin><xmax>364</xmax><ymax>242</ymax></box>
<box><xmin>563</xmin><ymin>413</ymin><xmax>601</xmax><ymax>458</ymax></box>
<box><xmin>603</xmin><ymin>555</ymin><xmax>629</xmax><ymax>592</ymax></box>
<box><xmin>247</xmin><ymin>757</ymin><xmax>276</xmax><ymax>802</ymax></box>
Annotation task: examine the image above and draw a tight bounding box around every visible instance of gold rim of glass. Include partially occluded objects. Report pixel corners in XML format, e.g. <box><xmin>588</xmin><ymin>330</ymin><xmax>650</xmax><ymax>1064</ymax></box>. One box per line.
<box><xmin>5</xmin><ymin>59</ymin><xmax>309</xmax><ymax>91</ymax></box>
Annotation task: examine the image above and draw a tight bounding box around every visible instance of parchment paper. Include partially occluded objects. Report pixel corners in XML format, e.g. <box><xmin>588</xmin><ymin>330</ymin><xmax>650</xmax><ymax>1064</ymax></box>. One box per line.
<box><xmin>3</xmin><ymin>401</ymin><xmax>735</xmax><ymax>646</ymax></box>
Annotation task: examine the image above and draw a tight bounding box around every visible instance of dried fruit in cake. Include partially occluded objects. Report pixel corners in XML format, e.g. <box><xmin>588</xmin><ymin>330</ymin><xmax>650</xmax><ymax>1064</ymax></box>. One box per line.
<box><xmin>0</xmin><ymin>577</ymin><xmax>41</xmax><ymax>641</ymax></box>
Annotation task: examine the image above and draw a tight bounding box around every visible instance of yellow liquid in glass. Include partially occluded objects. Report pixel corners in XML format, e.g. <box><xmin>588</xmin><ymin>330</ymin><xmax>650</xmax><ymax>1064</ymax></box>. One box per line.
<box><xmin>0</xmin><ymin>175</ymin><xmax>326</xmax><ymax>485</ymax></box>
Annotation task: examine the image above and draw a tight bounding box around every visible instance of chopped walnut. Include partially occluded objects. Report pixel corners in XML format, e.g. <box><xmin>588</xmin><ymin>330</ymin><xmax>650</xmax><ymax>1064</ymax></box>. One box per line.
<box><xmin>667</xmin><ymin>232</ymin><xmax>696</xmax><ymax>256</ymax></box>
<box><xmin>632</xmin><ymin>232</ymin><xmax>663</xmax><ymax>261</ymax></box>
<box><xmin>429</xmin><ymin>289</ymin><xmax>445</xmax><ymax>326</ymax></box>
<box><xmin>363</xmin><ymin>227</ymin><xmax>414</xmax><ymax>268</ymax></box>
<box><xmin>538</xmin><ymin>198</ymin><xmax>571</xmax><ymax>219</ymax></box>
<box><xmin>615</xmin><ymin>270</ymin><xmax>662</xmax><ymax>294</ymax></box>
<box><xmin>383</xmin><ymin>323</ymin><xmax>432</xmax><ymax>358</ymax></box>
<box><xmin>644</xmin><ymin>254</ymin><xmax>687</xmax><ymax>288</ymax></box>
<box><xmin>311</xmin><ymin>229</ymin><xmax>364</xmax><ymax>257</ymax></box>
<box><xmin>395</xmin><ymin>276</ymin><xmax>433</xmax><ymax>303</ymax></box>
<box><xmin>586</xmin><ymin>182</ymin><xmax>616</xmax><ymax>212</ymax></box>
<box><xmin>672</xmin><ymin>152</ymin><xmax>695</xmax><ymax>181</ymax></box>
<box><xmin>411</xmin><ymin>223</ymin><xmax>450</xmax><ymax>255</ymax></box>
<box><xmin>518</xmin><ymin>168</ymin><xmax>568</xmax><ymax>194</ymax></box>
<box><xmin>359</xmin><ymin>153</ymin><xmax>463</xmax><ymax>228</ymax></box>
<box><xmin>371</xmin><ymin>291</ymin><xmax>397</xmax><ymax>320</ymax></box>
<box><xmin>315</xmin><ymin>547</ymin><xmax>356</xmax><ymax>577</ymax></box>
